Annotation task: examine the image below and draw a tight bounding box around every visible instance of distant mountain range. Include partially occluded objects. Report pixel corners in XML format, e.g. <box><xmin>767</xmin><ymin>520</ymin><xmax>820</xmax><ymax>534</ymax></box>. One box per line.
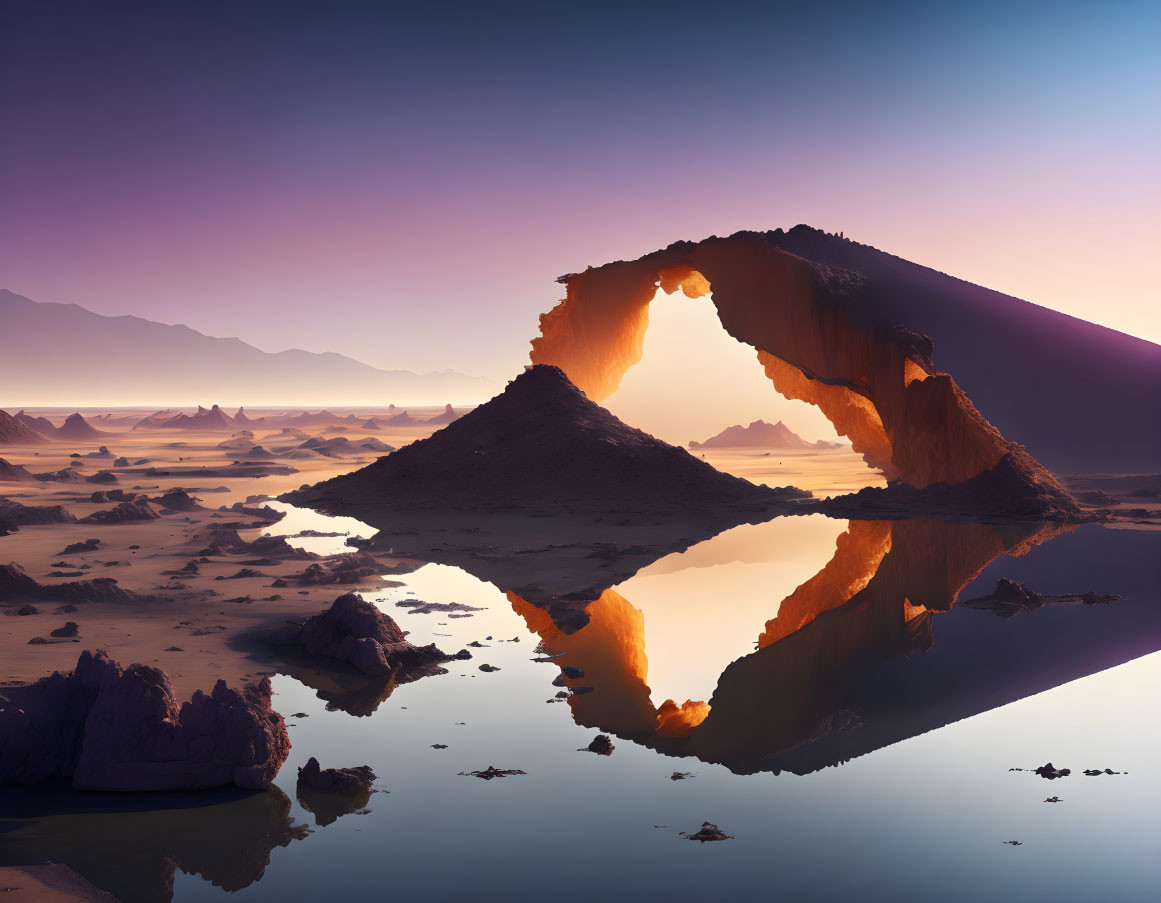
<box><xmin>0</xmin><ymin>290</ymin><xmax>490</xmax><ymax>406</ymax></box>
<box><xmin>690</xmin><ymin>420</ymin><xmax>843</xmax><ymax>450</ymax></box>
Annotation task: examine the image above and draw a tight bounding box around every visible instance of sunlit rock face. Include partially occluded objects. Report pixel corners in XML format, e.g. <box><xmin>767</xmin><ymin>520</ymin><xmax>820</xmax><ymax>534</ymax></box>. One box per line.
<box><xmin>530</xmin><ymin>230</ymin><xmax>1093</xmax><ymax>504</ymax></box>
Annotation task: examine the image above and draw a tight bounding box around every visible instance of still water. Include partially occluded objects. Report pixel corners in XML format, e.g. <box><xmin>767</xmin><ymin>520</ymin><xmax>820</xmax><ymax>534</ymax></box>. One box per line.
<box><xmin>2</xmin><ymin>513</ymin><xmax>1158</xmax><ymax>903</ymax></box>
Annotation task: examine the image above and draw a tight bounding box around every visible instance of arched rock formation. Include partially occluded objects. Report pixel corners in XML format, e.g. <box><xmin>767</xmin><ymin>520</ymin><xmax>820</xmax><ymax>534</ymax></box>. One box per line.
<box><xmin>530</xmin><ymin>231</ymin><xmax>1068</xmax><ymax>496</ymax></box>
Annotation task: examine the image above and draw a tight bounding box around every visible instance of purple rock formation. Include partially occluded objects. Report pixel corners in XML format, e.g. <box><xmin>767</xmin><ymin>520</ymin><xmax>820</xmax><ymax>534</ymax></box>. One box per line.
<box><xmin>297</xmin><ymin>755</ymin><xmax>376</xmax><ymax>794</ymax></box>
<box><xmin>80</xmin><ymin>495</ymin><xmax>160</xmax><ymax>524</ymax></box>
<box><xmin>0</xmin><ymin>651</ymin><xmax>290</xmax><ymax>791</ymax></box>
<box><xmin>297</xmin><ymin>592</ymin><xmax>448</xmax><ymax>676</ymax></box>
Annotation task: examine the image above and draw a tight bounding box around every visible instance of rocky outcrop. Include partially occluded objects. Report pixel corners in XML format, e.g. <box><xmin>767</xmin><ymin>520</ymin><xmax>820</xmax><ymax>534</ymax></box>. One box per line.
<box><xmin>961</xmin><ymin>577</ymin><xmax>1122</xmax><ymax>618</ymax></box>
<box><xmin>425</xmin><ymin>403</ymin><xmax>462</xmax><ymax>425</ymax></box>
<box><xmin>690</xmin><ymin>420</ymin><xmax>842</xmax><ymax>450</ymax></box>
<box><xmin>285</xmin><ymin>365</ymin><xmax>806</xmax><ymax>519</ymax></box>
<box><xmin>0</xmin><ymin>650</ymin><xmax>290</xmax><ymax>791</ymax></box>
<box><xmin>0</xmin><ymin>457</ymin><xmax>37</xmax><ymax>482</ymax></box>
<box><xmin>150</xmin><ymin>489</ymin><xmax>204</xmax><ymax>511</ymax></box>
<box><xmin>0</xmin><ymin>498</ymin><xmax>76</xmax><ymax>532</ymax></box>
<box><xmin>15</xmin><ymin>410</ymin><xmax>59</xmax><ymax>437</ymax></box>
<box><xmin>295</xmin><ymin>592</ymin><xmax>449</xmax><ymax>676</ymax></box>
<box><xmin>54</xmin><ymin>413</ymin><xmax>106</xmax><ymax>441</ymax></box>
<box><xmin>296</xmin><ymin>756</ymin><xmax>376</xmax><ymax>827</ymax></box>
<box><xmin>0</xmin><ymin>409</ymin><xmax>49</xmax><ymax>444</ymax></box>
<box><xmin>814</xmin><ymin>451</ymin><xmax>1081</xmax><ymax>521</ymax></box>
<box><xmin>80</xmin><ymin>496</ymin><xmax>161</xmax><ymax>524</ymax></box>
<box><xmin>139</xmin><ymin>405</ymin><xmax>236</xmax><ymax>432</ymax></box>
<box><xmin>34</xmin><ymin>468</ymin><xmax>85</xmax><ymax>483</ymax></box>
<box><xmin>287</xmin><ymin>553</ymin><xmax>395</xmax><ymax>586</ymax></box>
<box><xmin>0</xmin><ymin>562</ymin><xmax>145</xmax><ymax>605</ymax></box>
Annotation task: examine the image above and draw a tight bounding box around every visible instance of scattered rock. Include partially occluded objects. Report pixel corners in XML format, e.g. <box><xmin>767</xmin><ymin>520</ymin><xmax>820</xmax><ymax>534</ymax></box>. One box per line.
<box><xmin>683</xmin><ymin>822</ymin><xmax>733</xmax><ymax>842</ymax></box>
<box><xmin>50</xmin><ymin>621</ymin><xmax>79</xmax><ymax>637</ymax></box>
<box><xmin>580</xmin><ymin>734</ymin><xmax>614</xmax><ymax>755</ymax></box>
<box><xmin>458</xmin><ymin>765</ymin><xmax>526</xmax><ymax>780</ymax></box>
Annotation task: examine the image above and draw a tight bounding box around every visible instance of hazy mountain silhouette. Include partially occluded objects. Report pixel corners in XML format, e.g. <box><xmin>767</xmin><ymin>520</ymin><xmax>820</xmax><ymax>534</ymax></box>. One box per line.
<box><xmin>690</xmin><ymin>420</ymin><xmax>842</xmax><ymax>450</ymax></box>
<box><xmin>0</xmin><ymin>290</ymin><xmax>488</xmax><ymax>406</ymax></box>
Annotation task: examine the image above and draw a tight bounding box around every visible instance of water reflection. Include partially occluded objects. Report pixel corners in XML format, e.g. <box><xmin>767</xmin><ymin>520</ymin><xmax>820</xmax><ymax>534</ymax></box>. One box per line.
<box><xmin>508</xmin><ymin>518</ymin><xmax>1161</xmax><ymax>775</ymax></box>
<box><xmin>0</xmin><ymin>784</ymin><xmax>307</xmax><ymax>903</ymax></box>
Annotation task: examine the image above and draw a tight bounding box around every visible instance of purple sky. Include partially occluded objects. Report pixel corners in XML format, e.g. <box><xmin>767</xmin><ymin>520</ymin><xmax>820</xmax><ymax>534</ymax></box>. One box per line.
<box><xmin>1</xmin><ymin>1</ymin><xmax>1158</xmax><ymax>379</ymax></box>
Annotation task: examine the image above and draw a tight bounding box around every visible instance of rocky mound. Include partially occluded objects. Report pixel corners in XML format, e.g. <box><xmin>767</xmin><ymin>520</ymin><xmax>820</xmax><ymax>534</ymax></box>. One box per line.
<box><xmin>296</xmin><ymin>756</ymin><xmax>377</xmax><ymax>826</ymax></box>
<box><xmin>0</xmin><ymin>562</ymin><xmax>145</xmax><ymax>604</ymax></box>
<box><xmin>148</xmin><ymin>488</ymin><xmax>204</xmax><ymax>511</ymax></box>
<box><xmin>815</xmin><ymin>450</ymin><xmax>1083</xmax><ymax>521</ymax></box>
<box><xmin>0</xmin><ymin>409</ymin><xmax>49</xmax><ymax>444</ymax></box>
<box><xmin>284</xmin><ymin>365</ymin><xmax>806</xmax><ymax>517</ymax></box>
<box><xmin>296</xmin><ymin>592</ymin><xmax>449</xmax><ymax>676</ymax></box>
<box><xmin>426</xmin><ymin>403</ymin><xmax>462</xmax><ymax>425</ymax></box>
<box><xmin>0</xmin><ymin>498</ymin><xmax>76</xmax><ymax>532</ymax></box>
<box><xmin>80</xmin><ymin>495</ymin><xmax>160</xmax><ymax>524</ymax></box>
<box><xmin>961</xmin><ymin>577</ymin><xmax>1122</xmax><ymax>618</ymax></box>
<box><xmin>167</xmin><ymin>404</ymin><xmax>236</xmax><ymax>431</ymax></box>
<box><xmin>383</xmin><ymin>410</ymin><xmax>418</xmax><ymax>426</ymax></box>
<box><xmin>34</xmin><ymin>468</ymin><xmax>85</xmax><ymax>482</ymax></box>
<box><xmin>0</xmin><ymin>650</ymin><xmax>290</xmax><ymax>790</ymax></box>
<box><xmin>0</xmin><ymin>457</ymin><xmax>36</xmax><ymax>482</ymax></box>
<box><xmin>14</xmin><ymin>410</ymin><xmax>58</xmax><ymax>437</ymax></box>
<box><xmin>54</xmin><ymin>413</ymin><xmax>106</xmax><ymax>441</ymax></box>
<box><xmin>690</xmin><ymin>420</ymin><xmax>842</xmax><ymax>450</ymax></box>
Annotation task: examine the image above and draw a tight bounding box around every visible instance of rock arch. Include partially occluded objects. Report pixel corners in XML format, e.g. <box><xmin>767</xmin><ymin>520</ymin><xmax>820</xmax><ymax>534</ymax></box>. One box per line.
<box><xmin>530</xmin><ymin>232</ymin><xmax>1044</xmax><ymax>491</ymax></box>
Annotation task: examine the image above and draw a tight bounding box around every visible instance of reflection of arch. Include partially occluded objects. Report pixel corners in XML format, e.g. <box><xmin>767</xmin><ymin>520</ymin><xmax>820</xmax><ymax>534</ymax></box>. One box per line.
<box><xmin>531</xmin><ymin>233</ymin><xmax>1042</xmax><ymax>490</ymax></box>
<box><xmin>512</xmin><ymin>517</ymin><xmax>1080</xmax><ymax>773</ymax></box>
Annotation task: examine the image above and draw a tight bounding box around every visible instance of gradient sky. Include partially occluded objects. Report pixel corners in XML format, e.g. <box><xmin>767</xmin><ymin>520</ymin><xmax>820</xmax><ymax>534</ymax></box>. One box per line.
<box><xmin>1</xmin><ymin>0</ymin><xmax>1158</xmax><ymax>381</ymax></box>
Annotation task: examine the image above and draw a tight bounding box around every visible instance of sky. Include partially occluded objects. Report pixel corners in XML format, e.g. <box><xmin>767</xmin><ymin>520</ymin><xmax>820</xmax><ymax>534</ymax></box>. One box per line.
<box><xmin>1</xmin><ymin>0</ymin><xmax>1158</xmax><ymax>383</ymax></box>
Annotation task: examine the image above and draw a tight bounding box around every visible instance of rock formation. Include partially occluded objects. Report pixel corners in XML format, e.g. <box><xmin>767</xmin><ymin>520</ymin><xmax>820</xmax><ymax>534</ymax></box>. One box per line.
<box><xmin>54</xmin><ymin>413</ymin><xmax>106</xmax><ymax>441</ymax></box>
<box><xmin>0</xmin><ymin>562</ymin><xmax>145</xmax><ymax>604</ymax></box>
<box><xmin>961</xmin><ymin>577</ymin><xmax>1121</xmax><ymax>617</ymax></box>
<box><xmin>294</xmin><ymin>592</ymin><xmax>449</xmax><ymax>677</ymax></box>
<box><xmin>383</xmin><ymin>410</ymin><xmax>418</xmax><ymax>426</ymax></box>
<box><xmin>14</xmin><ymin>410</ymin><xmax>58</xmax><ymax>438</ymax></box>
<box><xmin>426</xmin><ymin>403</ymin><xmax>462</xmax><ymax>425</ymax></box>
<box><xmin>0</xmin><ymin>457</ymin><xmax>37</xmax><ymax>482</ymax></box>
<box><xmin>296</xmin><ymin>756</ymin><xmax>376</xmax><ymax>826</ymax></box>
<box><xmin>690</xmin><ymin>420</ymin><xmax>842</xmax><ymax>450</ymax></box>
<box><xmin>528</xmin><ymin>230</ymin><xmax>1091</xmax><ymax>517</ymax></box>
<box><xmin>0</xmin><ymin>498</ymin><xmax>76</xmax><ymax>531</ymax></box>
<box><xmin>0</xmin><ymin>650</ymin><xmax>290</xmax><ymax>791</ymax></box>
<box><xmin>0</xmin><ymin>409</ymin><xmax>49</xmax><ymax>444</ymax></box>
<box><xmin>80</xmin><ymin>495</ymin><xmax>161</xmax><ymax>524</ymax></box>
<box><xmin>285</xmin><ymin>365</ymin><xmax>806</xmax><ymax>519</ymax></box>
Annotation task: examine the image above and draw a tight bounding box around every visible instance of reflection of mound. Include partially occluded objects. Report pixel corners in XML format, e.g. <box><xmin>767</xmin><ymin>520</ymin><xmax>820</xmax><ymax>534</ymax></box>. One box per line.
<box><xmin>287</xmin><ymin>663</ymin><xmax>397</xmax><ymax>717</ymax></box>
<box><xmin>0</xmin><ymin>784</ymin><xmax>308</xmax><ymax>903</ymax></box>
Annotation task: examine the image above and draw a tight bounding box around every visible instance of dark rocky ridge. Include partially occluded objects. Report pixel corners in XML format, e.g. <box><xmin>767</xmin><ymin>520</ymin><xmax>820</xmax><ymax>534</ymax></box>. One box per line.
<box><xmin>0</xmin><ymin>409</ymin><xmax>49</xmax><ymax>444</ymax></box>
